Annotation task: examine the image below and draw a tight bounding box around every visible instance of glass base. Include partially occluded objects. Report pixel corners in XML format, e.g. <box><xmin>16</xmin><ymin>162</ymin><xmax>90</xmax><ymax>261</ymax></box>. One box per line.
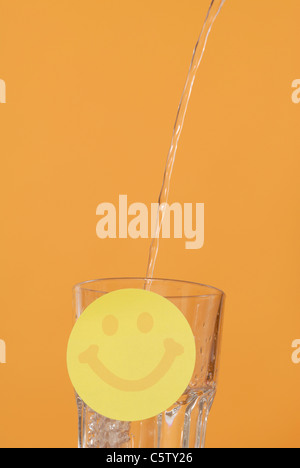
<box><xmin>76</xmin><ymin>387</ymin><xmax>215</xmax><ymax>449</ymax></box>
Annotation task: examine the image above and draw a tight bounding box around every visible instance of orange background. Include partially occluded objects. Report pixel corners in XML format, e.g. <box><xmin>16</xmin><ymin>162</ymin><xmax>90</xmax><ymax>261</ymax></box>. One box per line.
<box><xmin>0</xmin><ymin>0</ymin><xmax>300</xmax><ymax>448</ymax></box>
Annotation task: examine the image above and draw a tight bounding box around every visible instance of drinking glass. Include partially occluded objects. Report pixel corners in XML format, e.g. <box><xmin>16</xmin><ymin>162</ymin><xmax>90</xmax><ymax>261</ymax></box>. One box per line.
<box><xmin>72</xmin><ymin>278</ymin><xmax>225</xmax><ymax>448</ymax></box>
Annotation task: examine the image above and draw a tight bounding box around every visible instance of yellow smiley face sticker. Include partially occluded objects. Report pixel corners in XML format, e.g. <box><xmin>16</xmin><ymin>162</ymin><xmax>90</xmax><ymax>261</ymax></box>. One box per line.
<box><xmin>67</xmin><ymin>289</ymin><xmax>196</xmax><ymax>421</ymax></box>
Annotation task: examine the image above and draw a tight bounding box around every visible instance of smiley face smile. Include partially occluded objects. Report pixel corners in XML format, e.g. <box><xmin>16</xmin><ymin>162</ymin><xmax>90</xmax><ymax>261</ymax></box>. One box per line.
<box><xmin>79</xmin><ymin>338</ymin><xmax>184</xmax><ymax>392</ymax></box>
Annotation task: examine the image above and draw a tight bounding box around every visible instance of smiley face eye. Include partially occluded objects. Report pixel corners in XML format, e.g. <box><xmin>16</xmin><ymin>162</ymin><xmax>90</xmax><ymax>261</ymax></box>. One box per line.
<box><xmin>137</xmin><ymin>312</ymin><xmax>154</xmax><ymax>334</ymax></box>
<box><xmin>102</xmin><ymin>315</ymin><xmax>118</xmax><ymax>336</ymax></box>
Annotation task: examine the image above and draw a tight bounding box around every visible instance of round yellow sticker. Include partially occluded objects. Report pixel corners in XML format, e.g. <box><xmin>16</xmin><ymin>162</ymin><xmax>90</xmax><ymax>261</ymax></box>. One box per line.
<box><xmin>67</xmin><ymin>289</ymin><xmax>196</xmax><ymax>421</ymax></box>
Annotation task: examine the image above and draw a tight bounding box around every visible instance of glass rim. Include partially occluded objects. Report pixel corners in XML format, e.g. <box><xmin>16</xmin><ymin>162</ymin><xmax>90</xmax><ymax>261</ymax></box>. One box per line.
<box><xmin>73</xmin><ymin>277</ymin><xmax>225</xmax><ymax>299</ymax></box>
